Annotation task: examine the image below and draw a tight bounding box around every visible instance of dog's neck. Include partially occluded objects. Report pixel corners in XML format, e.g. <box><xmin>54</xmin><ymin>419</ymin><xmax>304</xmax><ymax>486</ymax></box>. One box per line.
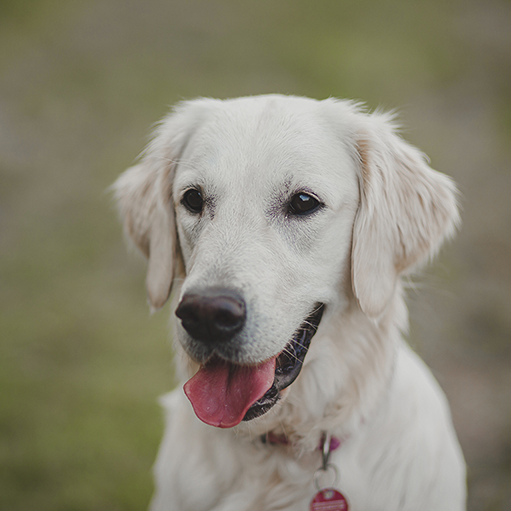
<box><xmin>246</xmin><ymin>290</ymin><xmax>406</xmax><ymax>452</ymax></box>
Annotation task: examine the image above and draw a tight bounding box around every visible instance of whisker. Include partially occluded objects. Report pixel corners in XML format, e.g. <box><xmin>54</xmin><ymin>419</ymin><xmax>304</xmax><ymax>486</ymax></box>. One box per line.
<box><xmin>290</xmin><ymin>332</ymin><xmax>312</xmax><ymax>350</ymax></box>
<box><xmin>281</xmin><ymin>346</ymin><xmax>301</xmax><ymax>363</ymax></box>
<box><xmin>289</xmin><ymin>339</ymin><xmax>307</xmax><ymax>351</ymax></box>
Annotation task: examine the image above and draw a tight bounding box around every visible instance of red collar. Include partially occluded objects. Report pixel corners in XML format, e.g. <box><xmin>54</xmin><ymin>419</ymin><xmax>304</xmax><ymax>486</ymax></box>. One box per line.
<box><xmin>261</xmin><ymin>432</ymin><xmax>341</xmax><ymax>451</ymax></box>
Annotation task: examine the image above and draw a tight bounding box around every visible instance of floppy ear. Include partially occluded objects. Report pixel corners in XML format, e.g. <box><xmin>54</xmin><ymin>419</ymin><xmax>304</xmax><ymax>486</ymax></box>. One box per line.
<box><xmin>351</xmin><ymin>112</ymin><xmax>460</xmax><ymax>318</ymax></box>
<box><xmin>112</xmin><ymin>159</ymin><xmax>176</xmax><ymax>311</ymax></box>
<box><xmin>112</xmin><ymin>100</ymin><xmax>214</xmax><ymax>311</ymax></box>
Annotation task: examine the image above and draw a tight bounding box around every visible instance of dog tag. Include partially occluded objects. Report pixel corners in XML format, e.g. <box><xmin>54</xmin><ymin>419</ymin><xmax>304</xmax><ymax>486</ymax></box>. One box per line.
<box><xmin>310</xmin><ymin>488</ymin><xmax>348</xmax><ymax>511</ymax></box>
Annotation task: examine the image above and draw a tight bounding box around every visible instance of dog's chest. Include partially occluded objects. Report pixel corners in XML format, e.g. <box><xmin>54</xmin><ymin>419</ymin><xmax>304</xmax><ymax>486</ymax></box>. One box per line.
<box><xmin>169</xmin><ymin>432</ymin><xmax>362</xmax><ymax>511</ymax></box>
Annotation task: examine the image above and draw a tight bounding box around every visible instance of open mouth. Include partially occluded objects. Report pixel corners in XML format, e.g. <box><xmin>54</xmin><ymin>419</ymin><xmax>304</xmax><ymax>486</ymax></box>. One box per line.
<box><xmin>183</xmin><ymin>304</ymin><xmax>325</xmax><ymax>428</ymax></box>
<box><xmin>242</xmin><ymin>304</ymin><xmax>325</xmax><ymax>421</ymax></box>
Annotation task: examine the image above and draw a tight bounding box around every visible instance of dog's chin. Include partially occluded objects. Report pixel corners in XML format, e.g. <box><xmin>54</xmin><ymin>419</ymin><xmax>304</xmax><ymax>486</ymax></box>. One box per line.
<box><xmin>242</xmin><ymin>303</ymin><xmax>325</xmax><ymax>422</ymax></box>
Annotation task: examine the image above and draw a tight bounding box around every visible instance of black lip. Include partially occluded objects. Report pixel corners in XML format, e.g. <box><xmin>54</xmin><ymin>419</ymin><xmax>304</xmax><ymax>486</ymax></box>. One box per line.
<box><xmin>242</xmin><ymin>303</ymin><xmax>325</xmax><ymax>422</ymax></box>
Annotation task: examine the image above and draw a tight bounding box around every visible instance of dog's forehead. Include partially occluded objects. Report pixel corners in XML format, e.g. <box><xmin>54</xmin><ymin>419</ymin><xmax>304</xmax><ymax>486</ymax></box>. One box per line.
<box><xmin>175</xmin><ymin>97</ymin><xmax>357</xmax><ymax>202</ymax></box>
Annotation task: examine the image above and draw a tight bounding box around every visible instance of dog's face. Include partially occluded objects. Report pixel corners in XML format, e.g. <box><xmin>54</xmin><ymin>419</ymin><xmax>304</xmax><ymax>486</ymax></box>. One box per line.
<box><xmin>173</xmin><ymin>99</ymin><xmax>359</xmax><ymax>363</ymax></box>
<box><xmin>113</xmin><ymin>95</ymin><xmax>459</xmax><ymax>430</ymax></box>
<box><xmin>172</xmin><ymin>100</ymin><xmax>359</xmax><ymax>426</ymax></box>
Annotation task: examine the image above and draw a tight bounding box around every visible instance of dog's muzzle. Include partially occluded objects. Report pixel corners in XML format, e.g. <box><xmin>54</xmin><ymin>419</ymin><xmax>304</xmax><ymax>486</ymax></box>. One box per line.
<box><xmin>176</xmin><ymin>289</ymin><xmax>324</xmax><ymax>428</ymax></box>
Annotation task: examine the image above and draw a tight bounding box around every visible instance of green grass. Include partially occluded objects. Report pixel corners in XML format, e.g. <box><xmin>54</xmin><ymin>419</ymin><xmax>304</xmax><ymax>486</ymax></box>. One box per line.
<box><xmin>0</xmin><ymin>0</ymin><xmax>510</xmax><ymax>509</ymax></box>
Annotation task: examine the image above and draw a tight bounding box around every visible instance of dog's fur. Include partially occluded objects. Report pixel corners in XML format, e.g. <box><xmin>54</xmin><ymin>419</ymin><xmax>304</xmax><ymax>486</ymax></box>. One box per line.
<box><xmin>113</xmin><ymin>95</ymin><xmax>466</xmax><ymax>511</ymax></box>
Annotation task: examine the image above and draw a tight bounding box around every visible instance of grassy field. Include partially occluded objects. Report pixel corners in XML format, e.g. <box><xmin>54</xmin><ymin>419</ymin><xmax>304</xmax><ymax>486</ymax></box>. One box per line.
<box><xmin>1</xmin><ymin>0</ymin><xmax>510</xmax><ymax>509</ymax></box>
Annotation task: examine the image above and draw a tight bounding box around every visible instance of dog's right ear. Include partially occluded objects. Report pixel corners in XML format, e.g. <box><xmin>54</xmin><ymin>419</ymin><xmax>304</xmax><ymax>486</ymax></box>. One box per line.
<box><xmin>112</xmin><ymin>159</ymin><xmax>176</xmax><ymax>311</ymax></box>
<box><xmin>111</xmin><ymin>100</ymin><xmax>215</xmax><ymax>311</ymax></box>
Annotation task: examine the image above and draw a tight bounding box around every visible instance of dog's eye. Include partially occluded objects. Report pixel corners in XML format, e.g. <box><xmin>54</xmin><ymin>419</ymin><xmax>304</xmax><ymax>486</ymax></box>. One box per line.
<box><xmin>182</xmin><ymin>189</ymin><xmax>204</xmax><ymax>213</ymax></box>
<box><xmin>288</xmin><ymin>193</ymin><xmax>320</xmax><ymax>216</ymax></box>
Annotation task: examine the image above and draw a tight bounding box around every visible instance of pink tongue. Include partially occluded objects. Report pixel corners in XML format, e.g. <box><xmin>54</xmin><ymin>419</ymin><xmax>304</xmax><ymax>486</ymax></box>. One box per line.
<box><xmin>183</xmin><ymin>357</ymin><xmax>276</xmax><ymax>428</ymax></box>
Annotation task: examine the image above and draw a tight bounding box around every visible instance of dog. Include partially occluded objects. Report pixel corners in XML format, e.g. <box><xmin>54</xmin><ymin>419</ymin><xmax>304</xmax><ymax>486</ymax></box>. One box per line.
<box><xmin>113</xmin><ymin>95</ymin><xmax>466</xmax><ymax>511</ymax></box>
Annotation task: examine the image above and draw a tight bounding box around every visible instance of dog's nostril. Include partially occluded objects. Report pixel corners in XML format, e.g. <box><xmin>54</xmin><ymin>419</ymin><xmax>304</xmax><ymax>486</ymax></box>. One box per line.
<box><xmin>213</xmin><ymin>297</ymin><xmax>245</xmax><ymax>326</ymax></box>
<box><xmin>176</xmin><ymin>291</ymin><xmax>246</xmax><ymax>343</ymax></box>
<box><xmin>176</xmin><ymin>306</ymin><xmax>199</xmax><ymax>325</ymax></box>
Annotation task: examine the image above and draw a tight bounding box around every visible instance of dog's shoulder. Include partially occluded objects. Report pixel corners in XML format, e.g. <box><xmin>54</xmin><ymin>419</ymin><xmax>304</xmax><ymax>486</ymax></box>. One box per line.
<box><xmin>351</xmin><ymin>343</ymin><xmax>466</xmax><ymax>509</ymax></box>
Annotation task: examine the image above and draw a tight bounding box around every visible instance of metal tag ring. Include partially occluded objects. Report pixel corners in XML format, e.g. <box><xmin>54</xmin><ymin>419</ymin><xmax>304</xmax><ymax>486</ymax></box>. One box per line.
<box><xmin>313</xmin><ymin>462</ymin><xmax>339</xmax><ymax>491</ymax></box>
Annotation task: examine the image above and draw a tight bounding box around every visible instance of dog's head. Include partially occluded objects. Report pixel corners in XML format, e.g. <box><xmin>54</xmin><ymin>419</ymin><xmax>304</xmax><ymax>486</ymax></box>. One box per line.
<box><xmin>113</xmin><ymin>95</ymin><xmax>459</xmax><ymax>430</ymax></box>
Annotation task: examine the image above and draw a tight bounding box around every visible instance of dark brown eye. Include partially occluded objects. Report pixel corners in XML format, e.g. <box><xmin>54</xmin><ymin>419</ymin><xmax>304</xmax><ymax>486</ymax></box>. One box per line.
<box><xmin>182</xmin><ymin>189</ymin><xmax>204</xmax><ymax>213</ymax></box>
<box><xmin>288</xmin><ymin>193</ymin><xmax>320</xmax><ymax>216</ymax></box>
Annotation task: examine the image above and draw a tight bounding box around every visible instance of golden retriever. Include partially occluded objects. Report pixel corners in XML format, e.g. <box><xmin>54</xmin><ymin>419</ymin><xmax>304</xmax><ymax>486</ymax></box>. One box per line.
<box><xmin>113</xmin><ymin>95</ymin><xmax>466</xmax><ymax>511</ymax></box>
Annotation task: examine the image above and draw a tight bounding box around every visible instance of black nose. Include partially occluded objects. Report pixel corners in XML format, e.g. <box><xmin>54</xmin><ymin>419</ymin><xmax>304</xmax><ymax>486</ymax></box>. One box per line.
<box><xmin>175</xmin><ymin>289</ymin><xmax>246</xmax><ymax>343</ymax></box>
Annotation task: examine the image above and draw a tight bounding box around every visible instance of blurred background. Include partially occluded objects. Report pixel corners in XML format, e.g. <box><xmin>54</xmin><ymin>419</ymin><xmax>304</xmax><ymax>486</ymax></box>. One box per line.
<box><xmin>1</xmin><ymin>0</ymin><xmax>510</xmax><ymax>509</ymax></box>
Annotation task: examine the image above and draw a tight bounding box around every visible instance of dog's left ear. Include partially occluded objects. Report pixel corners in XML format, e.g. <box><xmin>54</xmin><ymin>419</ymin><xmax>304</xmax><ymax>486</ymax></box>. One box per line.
<box><xmin>350</xmin><ymin>110</ymin><xmax>460</xmax><ymax>318</ymax></box>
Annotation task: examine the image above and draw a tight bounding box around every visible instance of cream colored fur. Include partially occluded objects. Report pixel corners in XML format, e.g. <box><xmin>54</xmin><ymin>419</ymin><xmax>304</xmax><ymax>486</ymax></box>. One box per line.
<box><xmin>113</xmin><ymin>95</ymin><xmax>466</xmax><ymax>511</ymax></box>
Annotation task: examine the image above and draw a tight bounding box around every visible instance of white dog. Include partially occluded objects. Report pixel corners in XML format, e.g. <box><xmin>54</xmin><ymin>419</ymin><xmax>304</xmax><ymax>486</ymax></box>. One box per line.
<box><xmin>113</xmin><ymin>95</ymin><xmax>466</xmax><ymax>511</ymax></box>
